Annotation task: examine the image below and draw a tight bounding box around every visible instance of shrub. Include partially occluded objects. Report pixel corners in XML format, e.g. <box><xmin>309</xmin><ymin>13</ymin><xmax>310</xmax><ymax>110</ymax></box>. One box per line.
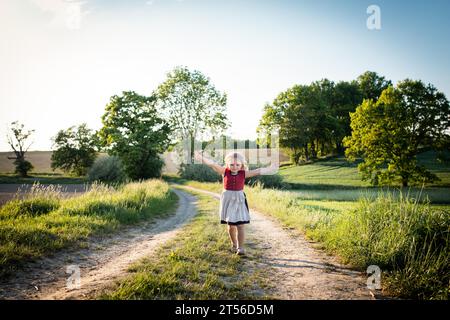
<box><xmin>178</xmin><ymin>163</ymin><xmax>221</xmax><ymax>182</ymax></box>
<box><xmin>14</xmin><ymin>159</ymin><xmax>33</xmax><ymax>177</ymax></box>
<box><xmin>246</xmin><ymin>164</ymin><xmax>288</xmax><ymax>189</ymax></box>
<box><xmin>87</xmin><ymin>155</ymin><xmax>128</xmax><ymax>183</ymax></box>
<box><xmin>122</xmin><ymin>155</ymin><xmax>165</xmax><ymax>180</ymax></box>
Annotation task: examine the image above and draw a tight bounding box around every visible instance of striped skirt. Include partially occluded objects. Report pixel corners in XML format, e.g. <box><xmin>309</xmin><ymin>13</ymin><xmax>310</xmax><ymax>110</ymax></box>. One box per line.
<box><xmin>219</xmin><ymin>189</ymin><xmax>250</xmax><ymax>225</ymax></box>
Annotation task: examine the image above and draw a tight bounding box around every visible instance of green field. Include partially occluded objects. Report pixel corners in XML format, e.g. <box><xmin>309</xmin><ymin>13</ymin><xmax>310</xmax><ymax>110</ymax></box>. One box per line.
<box><xmin>276</xmin><ymin>150</ymin><xmax>450</xmax><ymax>204</ymax></box>
<box><xmin>282</xmin><ymin>187</ymin><xmax>450</xmax><ymax>204</ymax></box>
<box><xmin>279</xmin><ymin>150</ymin><xmax>450</xmax><ymax>188</ymax></box>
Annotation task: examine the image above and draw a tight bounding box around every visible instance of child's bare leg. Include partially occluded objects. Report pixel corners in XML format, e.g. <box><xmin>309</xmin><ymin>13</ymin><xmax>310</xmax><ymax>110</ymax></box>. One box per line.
<box><xmin>227</xmin><ymin>225</ymin><xmax>237</xmax><ymax>247</ymax></box>
<box><xmin>236</xmin><ymin>225</ymin><xmax>245</xmax><ymax>249</ymax></box>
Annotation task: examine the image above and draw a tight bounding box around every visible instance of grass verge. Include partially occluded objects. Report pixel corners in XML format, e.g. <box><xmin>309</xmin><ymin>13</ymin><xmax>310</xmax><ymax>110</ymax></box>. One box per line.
<box><xmin>0</xmin><ymin>179</ymin><xmax>177</xmax><ymax>277</ymax></box>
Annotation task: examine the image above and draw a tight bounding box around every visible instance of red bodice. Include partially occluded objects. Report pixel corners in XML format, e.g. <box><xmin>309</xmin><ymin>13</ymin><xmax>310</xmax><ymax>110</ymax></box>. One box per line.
<box><xmin>223</xmin><ymin>168</ymin><xmax>245</xmax><ymax>190</ymax></box>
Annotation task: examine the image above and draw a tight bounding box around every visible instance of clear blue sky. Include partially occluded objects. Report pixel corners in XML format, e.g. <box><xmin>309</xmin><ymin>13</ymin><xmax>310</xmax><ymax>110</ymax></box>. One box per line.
<box><xmin>1</xmin><ymin>0</ymin><xmax>449</xmax><ymax>151</ymax></box>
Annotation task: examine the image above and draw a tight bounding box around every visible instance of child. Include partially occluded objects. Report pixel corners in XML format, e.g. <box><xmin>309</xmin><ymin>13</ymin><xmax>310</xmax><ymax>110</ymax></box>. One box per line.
<box><xmin>194</xmin><ymin>150</ymin><xmax>278</xmax><ymax>255</ymax></box>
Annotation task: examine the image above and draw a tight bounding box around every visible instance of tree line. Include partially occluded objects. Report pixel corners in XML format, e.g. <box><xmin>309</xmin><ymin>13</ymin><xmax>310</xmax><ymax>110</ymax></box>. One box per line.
<box><xmin>7</xmin><ymin>68</ymin><xmax>449</xmax><ymax>187</ymax></box>
<box><xmin>257</xmin><ymin>71</ymin><xmax>450</xmax><ymax>186</ymax></box>
<box><xmin>6</xmin><ymin>66</ymin><xmax>230</xmax><ymax>181</ymax></box>
<box><xmin>257</xmin><ymin>71</ymin><xmax>392</xmax><ymax>161</ymax></box>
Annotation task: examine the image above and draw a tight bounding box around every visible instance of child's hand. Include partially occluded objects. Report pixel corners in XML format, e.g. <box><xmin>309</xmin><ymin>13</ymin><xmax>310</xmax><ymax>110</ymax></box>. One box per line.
<box><xmin>259</xmin><ymin>161</ymin><xmax>279</xmax><ymax>175</ymax></box>
<box><xmin>269</xmin><ymin>161</ymin><xmax>279</xmax><ymax>173</ymax></box>
<box><xmin>269</xmin><ymin>158</ymin><xmax>279</xmax><ymax>169</ymax></box>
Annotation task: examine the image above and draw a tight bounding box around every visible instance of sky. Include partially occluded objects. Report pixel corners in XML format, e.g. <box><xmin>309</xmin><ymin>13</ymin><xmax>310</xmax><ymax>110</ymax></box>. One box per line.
<box><xmin>1</xmin><ymin>0</ymin><xmax>449</xmax><ymax>151</ymax></box>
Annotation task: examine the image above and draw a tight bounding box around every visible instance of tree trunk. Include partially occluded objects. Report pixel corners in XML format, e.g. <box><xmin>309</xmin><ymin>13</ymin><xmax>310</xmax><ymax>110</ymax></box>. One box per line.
<box><xmin>311</xmin><ymin>140</ymin><xmax>317</xmax><ymax>159</ymax></box>
<box><xmin>190</xmin><ymin>134</ymin><xmax>195</xmax><ymax>164</ymax></box>
<box><xmin>399</xmin><ymin>171</ymin><xmax>409</xmax><ymax>187</ymax></box>
<box><xmin>336</xmin><ymin>141</ymin><xmax>344</xmax><ymax>155</ymax></box>
<box><xmin>256</xmin><ymin>143</ymin><xmax>260</xmax><ymax>165</ymax></box>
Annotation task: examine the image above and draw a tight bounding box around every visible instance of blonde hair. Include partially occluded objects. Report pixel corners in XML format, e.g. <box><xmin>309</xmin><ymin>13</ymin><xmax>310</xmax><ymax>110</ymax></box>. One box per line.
<box><xmin>224</xmin><ymin>152</ymin><xmax>248</xmax><ymax>170</ymax></box>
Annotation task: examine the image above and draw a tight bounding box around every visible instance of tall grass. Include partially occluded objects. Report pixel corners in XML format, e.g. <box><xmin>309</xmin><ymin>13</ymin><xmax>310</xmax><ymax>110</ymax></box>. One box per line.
<box><xmin>0</xmin><ymin>180</ymin><xmax>177</xmax><ymax>277</ymax></box>
<box><xmin>0</xmin><ymin>184</ymin><xmax>63</xmax><ymax>219</ymax></box>
<box><xmin>172</xmin><ymin>179</ymin><xmax>449</xmax><ymax>299</ymax></box>
<box><xmin>314</xmin><ymin>190</ymin><xmax>449</xmax><ymax>299</ymax></box>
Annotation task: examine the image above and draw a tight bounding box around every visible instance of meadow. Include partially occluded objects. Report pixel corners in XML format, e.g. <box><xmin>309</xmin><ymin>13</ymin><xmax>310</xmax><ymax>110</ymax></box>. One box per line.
<box><xmin>277</xmin><ymin>150</ymin><xmax>450</xmax><ymax>204</ymax></box>
<box><xmin>279</xmin><ymin>150</ymin><xmax>450</xmax><ymax>188</ymax></box>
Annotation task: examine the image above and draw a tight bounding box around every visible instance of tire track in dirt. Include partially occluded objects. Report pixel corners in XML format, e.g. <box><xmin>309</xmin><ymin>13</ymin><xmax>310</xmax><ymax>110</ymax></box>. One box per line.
<box><xmin>0</xmin><ymin>189</ymin><xmax>198</xmax><ymax>300</ymax></box>
<box><xmin>176</xmin><ymin>185</ymin><xmax>375</xmax><ymax>300</ymax></box>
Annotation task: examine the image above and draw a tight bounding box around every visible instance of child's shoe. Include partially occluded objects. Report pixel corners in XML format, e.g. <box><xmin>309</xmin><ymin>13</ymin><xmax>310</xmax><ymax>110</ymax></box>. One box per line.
<box><xmin>236</xmin><ymin>247</ymin><xmax>245</xmax><ymax>255</ymax></box>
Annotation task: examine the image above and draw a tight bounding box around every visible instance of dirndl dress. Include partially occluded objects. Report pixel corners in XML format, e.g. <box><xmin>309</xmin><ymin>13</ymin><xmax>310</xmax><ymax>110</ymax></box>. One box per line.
<box><xmin>219</xmin><ymin>168</ymin><xmax>250</xmax><ymax>225</ymax></box>
<box><xmin>219</xmin><ymin>190</ymin><xmax>250</xmax><ymax>225</ymax></box>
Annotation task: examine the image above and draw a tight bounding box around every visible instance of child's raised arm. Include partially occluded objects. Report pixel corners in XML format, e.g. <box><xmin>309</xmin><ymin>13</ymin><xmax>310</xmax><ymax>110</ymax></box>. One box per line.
<box><xmin>194</xmin><ymin>151</ymin><xmax>226</xmax><ymax>176</ymax></box>
<box><xmin>245</xmin><ymin>162</ymin><xmax>278</xmax><ymax>178</ymax></box>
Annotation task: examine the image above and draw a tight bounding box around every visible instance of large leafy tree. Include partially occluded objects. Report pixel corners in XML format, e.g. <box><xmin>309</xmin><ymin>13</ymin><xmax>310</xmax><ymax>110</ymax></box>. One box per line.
<box><xmin>99</xmin><ymin>91</ymin><xmax>172</xmax><ymax>180</ymax></box>
<box><xmin>155</xmin><ymin>66</ymin><xmax>229</xmax><ymax>162</ymax></box>
<box><xmin>258</xmin><ymin>81</ymin><xmax>344</xmax><ymax>163</ymax></box>
<box><xmin>357</xmin><ymin>71</ymin><xmax>392</xmax><ymax>101</ymax></box>
<box><xmin>6</xmin><ymin>121</ymin><xmax>35</xmax><ymax>177</ymax></box>
<box><xmin>308</xmin><ymin>79</ymin><xmax>340</xmax><ymax>158</ymax></box>
<box><xmin>51</xmin><ymin>123</ymin><xmax>99</xmax><ymax>176</ymax></box>
<box><xmin>343</xmin><ymin>81</ymin><xmax>450</xmax><ymax>187</ymax></box>
<box><xmin>332</xmin><ymin>81</ymin><xmax>363</xmax><ymax>153</ymax></box>
<box><xmin>257</xmin><ymin>85</ymin><xmax>311</xmax><ymax>164</ymax></box>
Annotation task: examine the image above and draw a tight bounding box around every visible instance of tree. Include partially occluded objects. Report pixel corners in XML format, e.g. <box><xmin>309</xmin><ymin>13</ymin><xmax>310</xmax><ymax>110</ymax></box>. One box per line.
<box><xmin>332</xmin><ymin>81</ymin><xmax>363</xmax><ymax>153</ymax></box>
<box><xmin>308</xmin><ymin>79</ymin><xmax>339</xmax><ymax>158</ymax></box>
<box><xmin>99</xmin><ymin>91</ymin><xmax>172</xmax><ymax>180</ymax></box>
<box><xmin>343</xmin><ymin>81</ymin><xmax>450</xmax><ymax>187</ymax></box>
<box><xmin>155</xmin><ymin>66</ymin><xmax>229</xmax><ymax>163</ymax></box>
<box><xmin>6</xmin><ymin>121</ymin><xmax>35</xmax><ymax>177</ymax></box>
<box><xmin>258</xmin><ymin>81</ymin><xmax>344</xmax><ymax>163</ymax></box>
<box><xmin>257</xmin><ymin>72</ymin><xmax>419</xmax><ymax>166</ymax></box>
<box><xmin>257</xmin><ymin>85</ymin><xmax>309</xmax><ymax>164</ymax></box>
<box><xmin>357</xmin><ymin>71</ymin><xmax>392</xmax><ymax>101</ymax></box>
<box><xmin>51</xmin><ymin>123</ymin><xmax>99</xmax><ymax>176</ymax></box>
